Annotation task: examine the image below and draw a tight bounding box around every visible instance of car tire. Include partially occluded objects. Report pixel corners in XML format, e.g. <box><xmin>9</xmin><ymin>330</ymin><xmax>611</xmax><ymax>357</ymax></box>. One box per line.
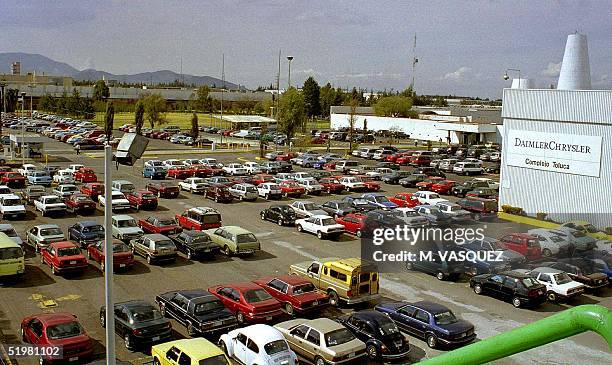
<box><xmin>100</xmin><ymin>312</ymin><xmax>106</xmax><ymax>328</ymax></box>
<box><xmin>187</xmin><ymin>321</ymin><xmax>196</xmax><ymax>336</ymax></box>
<box><xmin>124</xmin><ymin>334</ymin><xmax>133</xmax><ymax>350</ymax></box>
<box><xmin>547</xmin><ymin>291</ymin><xmax>558</xmax><ymax>302</ymax></box>
<box><xmin>406</xmin><ymin>261</ymin><xmax>413</xmax><ymax>271</ymax></box>
<box><xmin>426</xmin><ymin>334</ymin><xmax>438</xmax><ymax>349</ymax></box>
<box><xmin>315</xmin><ymin>356</ymin><xmax>326</xmax><ymax>365</ymax></box>
<box><xmin>366</xmin><ymin>344</ymin><xmax>379</xmax><ymax>359</ymax></box>
<box><xmin>542</xmin><ymin>248</ymin><xmax>552</xmax><ymax>257</ymax></box>
<box><xmin>512</xmin><ymin>297</ymin><xmax>522</xmax><ymax>308</ymax></box>
<box><xmin>436</xmin><ymin>271</ymin><xmax>445</xmax><ymax>281</ymax></box>
<box><xmin>187</xmin><ymin>250</ymin><xmax>193</xmax><ymax>260</ymax></box>
<box><xmin>224</xmin><ymin>245</ymin><xmax>232</xmax><ymax>256</ymax></box>
<box><xmin>356</xmin><ymin>230</ymin><xmax>362</xmax><ymax>238</ymax></box>
<box><xmin>317</xmin><ymin>231</ymin><xmax>324</xmax><ymax>239</ymax></box>
<box><xmin>147</xmin><ymin>255</ymin><xmax>152</xmax><ymax>264</ymax></box>
<box><xmin>277</xmin><ymin>218</ymin><xmax>283</xmax><ymax>226</ymax></box>
<box><xmin>285</xmin><ymin>303</ymin><xmax>295</xmax><ymax>316</ymax></box>
<box><xmin>328</xmin><ymin>290</ymin><xmax>340</xmax><ymax>306</ymax></box>
<box><xmin>296</xmin><ymin>225</ymin><xmax>303</xmax><ymax>232</ymax></box>
<box><xmin>219</xmin><ymin>340</ymin><xmax>228</xmax><ymax>355</ymax></box>
<box><xmin>236</xmin><ymin>312</ymin><xmax>245</xmax><ymax>324</ymax></box>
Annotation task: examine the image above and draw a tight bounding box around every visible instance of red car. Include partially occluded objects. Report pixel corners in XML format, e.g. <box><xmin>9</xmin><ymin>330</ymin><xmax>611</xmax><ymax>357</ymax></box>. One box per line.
<box><xmin>188</xmin><ymin>164</ymin><xmax>213</xmax><ymax>178</ymax></box>
<box><xmin>319</xmin><ymin>177</ymin><xmax>345</xmax><ymax>194</ymax></box>
<box><xmin>323</xmin><ymin>161</ymin><xmax>338</xmax><ymax>170</ymax></box>
<box><xmin>65</xmin><ymin>193</ymin><xmax>97</xmax><ymax>214</ymax></box>
<box><xmin>311</xmin><ymin>136</ymin><xmax>326</xmax><ymax>144</ymax></box>
<box><xmin>410</xmin><ymin>155</ymin><xmax>432</xmax><ymax>166</ymax></box>
<box><xmin>252</xmin><ymin>174</ymin><xmax>275</xmax><ymax>186</ymax></box>
<box><xmin>499</xmin><ymin>233</ymin><xmax>542</xmax><ymax>260</ymax></box>
<box><xmin>167</xmin><ymin>166</ymin><xmax>192</xmax><ymax>180</ymax></box>
<box><xmin>335</xmin><ymin>212</ymin><xmax>367</xmax><ymax>237</ymax></box>
<box><xmin>126</xmin><ymin>190</ymin><xmax>158</xmax><ymax>211</ymax></box>
<box><xmin>1</xmin><ymin>171</ymin><xmax>26</xmax><ymax>188</ymax></box>
<box><xmin>276</xmin><ymin>152</ymin><xmax>298</xmax><ymax>161</ymax></box>
<box><xmin>395</xmin><ymin>153</ymin><xmax>414</xmax><ymax>165</ymax></box>
<box><xmin>176</xmin><ymin>207</ymin><xmax>222</xmax><ymax>230</ymax></box>
<box><xmin>21</xmin><ymin>312</ymin><xmax>94</xmax><ymax>364</ymax></box>
<box><xmin>388</xmin><ymin>192</ymin><xmax>419</xmax><ymax>208</ymax></box>
<box><xmin>138</xmin><ymin>216</ymin><xmax>182</xmax><ymax>234</ymax></box>
<box><xmin>278</xmin><ymin>180</ymin><xmax>305</xmax><ymax>198</ymax></box>
<box><xmin>146</xmin><ymin>181</ymin><xmax>180</xmax><ymax>198</ymax></box>
<box><xmin>87</xmin><ymin>239</ymin><xmax>135</xmax><ymax>271</ymax></box>
<box><xmin>41</xmin><ymin>241</ymin><xmax>88</xmax><ymax>275</ymax></box>
<box><xmin>356</xmin><ymin>175</ymin><xmax>380</xmax><ymax>191</ymax></box>
<box><xmin>74</xmin><ymin>168</ymin><xmax>97</xmax><ymax>183</ymax></box>
<box><xmin>253</xmin><ymin>275</ymin><xmax>329</xmax><ymax>315</ymax></box>
<box><xmin>80</xmin><ymin>182</ymin><xmax>104</xmax><ymax>200</ymax></box>
<box><xmin>208</xmin><ymin>282</ymin><xmax>283</xmax><ymax>324</ymax></box>
<box><xmin>431</xmin><ymin>180</ymin><xmax>456</xmax><ymax>195</ymax></box>
<box><xmin>416</xmin><ymin>177</ymin><xmax>445</xmax><ymax>191</ymax></box>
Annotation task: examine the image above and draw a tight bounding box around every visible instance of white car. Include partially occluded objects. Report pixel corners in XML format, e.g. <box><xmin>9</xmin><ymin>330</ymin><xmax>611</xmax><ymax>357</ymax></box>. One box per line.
<box><xmin>18</xmin><ymin>163</ymin><xmax>37</xmax><ymax>176</ymax></box>
<box><xmin>53</xmin><ymin>169</ymin><xmax>75</xmax><ymax>184</ymax></box>
<box><xmin>527</xmin><ymin>267</ymin><xmax>585</xmax><ymax>302</ymax></box>
<box><xmin>453</xmin><ymin>162</ymin><xmax>484</xmax><ymax>175</ymax></box>
<box><xmin>412</xmin><ymin>191</ymin><xmax>449</xmax><ymax>205</ymax></box>
<box><xmin>66</xmin><ymin>164</ymin><xmax>85</xmax><ymax>174</ymax></box>
<box><xmin>337</xmin><ymin>176</ymin><xmax>366</xmax><ymax>192</ymax></box>
<box><xmin>178</xmin><ymin>177</ymin><xmax>207</xmax><ymax>193</ymax></box>
<box><xmin>228</xmin><ymin>183</ymin><xmax>259</xmax><ymax>201</ymax></box>
<box><xmin>0</xmin><ymin>194</ymin><xmax>26</xmax><ymax>219</ymax></box>
<box><xmin>243</xmin><ymin>161</ymin><xmax>262</xmax><ymax>174</ymax></box>
<box><xmin>527</xmin><ymin>228</ymin><xmax>572</xmax><ymax>257</ymax></box>
<box><xmin>296</xmin><ymin>215</ymin><xmax>345</xmax><ymax>239</ymax></box>
<box><xmin>289</xmin><ymin>201</ymin><xmax>327</xmax><ymax>218</ymax></box>
<box><xmin>219</xmin><ymin>324</ymin><xmax>298</xmax><ymax>365</ymax></box>
<box><xmin>298</xmin><ymin>178</ymin><xmax>323</xmax><ymax>195</ymax></box>
<box><xmin>291</xmin><ymin>172</ymin><xmax>312</xmax><ymax>182</ymax></box>
<box><xmin>258</xmin><ymin>183</ymin><xmax>282</xmax><ymax>200</ymax></box>
<box><xmin>223</xmin><ymin>163</ymin><xmax>248</xmax><ymax>176</ymax></box>
<box><xmin>34</xmin><ymin>195</ymin><xmax>67</xmax><ymax>216</ymax></box>
<box><xmin>199</xmin><ymin>158</ymin><xmax>223</xmax><ymax>168</ymax></box>
<box><xmin>182</xmin><ymin>158</ymin><xmax>201</xmax><ymax>166</ymax></box>
<box><xmin>473</xmin><ymin>177</ymin><xmax>500</xmax><ymax>190</ymax></box>
<box><xmin>435</xmin><ymin>201</ymin><xmax>472</xmax><ymax>222</ymax></box>
<box><xmin>98</xmin><ymin>190</ymin><xmax>131</xmax><ymax>211</ymax></box>
<box><xmin>0</xmin><ymin>185</ymin><xmax>10</xmax><ymax>194</ymax></box>
<box><xmin>144</xmin><ymin>159</ymin><xmax>164</xmax><ymax>169</ymax></box>
<box><xmin>162</xmin><ymin>159</ymin><xmax>184</xmax><ymax>170</ymax></box>
<box><xmin>391</xmin><ymin>207</ymin><xmax>430</xmax><ymax>228</ymax></box>
<box><xmin>52</xmin><ymin>184</ymin><xmax>79</xmax><ymax>198</ymax></box>
<box><xmin>366</xmin><ymin>167</ymin><xmax>394</xmax><ymax>180</ymax></box>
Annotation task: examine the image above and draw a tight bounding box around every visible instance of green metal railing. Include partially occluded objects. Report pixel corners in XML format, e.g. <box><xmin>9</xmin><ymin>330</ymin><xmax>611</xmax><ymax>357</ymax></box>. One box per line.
<box><xmin>418</xmin><ymin>304</ymin><xmax>612</xmax><ymax>365</ymax></box>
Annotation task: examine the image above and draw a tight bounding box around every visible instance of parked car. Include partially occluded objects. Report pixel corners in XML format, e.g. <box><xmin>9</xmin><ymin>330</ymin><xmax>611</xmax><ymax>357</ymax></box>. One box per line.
<box><xmin>52</xmin><ymin>184</ymin><xmax>79</xmax><ymax>198</ymax></box>
<box><xmin>27</xmin><ymin>171</ymin><xmax>52</xmax><ymax>186</ymax></box>
<box><xmin>67</xmin><ymin>221</ymin><xmax>105</xmax><ymax>248</ymax></box>
<box><xmin>100</xmin><ymin>300</ymin><xmax>172</xmax><ymax>350</ymax></box>
<box><xmin>223</xmin><ymin>163</ymin><xmax>248</xmax><ymax>176</ymax></box>
<box><xmin>275</xmin><ymin>318</ymin><xmax>366</xmax><ymax>364</ymax></box>
<box><xmin>361</xmin><ymin>193</ymin><xmax>398</xmax><ymax>210</ymax></box>
<box><xmin>130</xmin><ymin>233</ymin><xmax>178</xmax><ymax>264</ymax></box>
<box><xmin>550</xmin><ymin>227</ymin><xmax>598</xmax><ymax>253</ymax></box>
<box><xmin>549</xmin><ymin>258</ymin><xmax>609</xmax><ymax>290</ymax></box>
<box><xmin>435</xmin><ymin>201</ymin><xmax>472</xmax><ymax>223</ymax></box>
<box><xmin>399</xmin><ymin>174</ymin><xmax>428</xmax><ymax>188</ymax></box>
<box><xmin>98</xmin><ymin>190</ymin><xmax>131</xmax><ymax>211</ymax></box>
<box><xmin>205</xmin><ymin>226</ymin><xmax>261</xmax><ymax>256</ymax></box>
<box><xmin>470</xmin><ymin>271</ymin><xmax>547</xmax><ymax>308</ymax></box>
<box><xmin>80</xmin><ymin>182</ymin><xmax>104</xmax><ymax>200</ymax></box>
<box><xmin>204</xmin><ymin>183</ymin><xmax>233</xmax><ymax>203</ymax></box>
<box><xmin>296</xmin><ymin>215</ymin><xmax>345</xmax><ymax>240</ymax></box>
<box><xmin>499</xmin><ymin>233</ymin><xmax>542</xmax><ymax>260</ymax></box>
<box><xmin>289</xmin><ymin>201</ymin><xmax>327</xmax><ymax>218</ymax></box>
<box><xmin>26</xmin><ymin>224</ymin><xmax>65</xmax><ymax>252</ymax></box>
<box><xmin>260</xmin><ymin>205</ymin><xmax>297</xmax><ymax>226</ymax></box>
<box><xmin>456</xmin><ymin>197</ymin><xmax>498</xmax><ymax>221</ymax></box>
<box><xmin>142</xmin><ymin>166</ymin><xmax>167</xmax><ymax>179</ymax></box>
<box><xmin>0</xmin><ymin>194</ymin><xmax>26</xmax><ymax>219</ymax></box>
<box><xmin>176</xmin><ymin>207</ymin><xmax>222</xmax><ymax>230</ymax></box>
<box><xmin>87</xmin><ymin>239</ymin><xmax>135</xmax><ymax>271</ymax></box>
<box><xmin>208</xmin><ymin>283</ymin><xmax>283</xmax><ymax>324</ymax></box>
<box><xmin>126</xmin><ymin>190</ymin><xmax>159</xmax><ymax>211</ymax></box>
<box><xmin>256</xmin><ymin>182</ymin><xmax>282</xmax><ymax>200</ymax></box>
<box><xmin>527</xmin><ymin>228</ymin><xmax>573</xmax><ymax>257</ymax></box>
<box><xmin>526</xmin><ymin>267</ymin><xmax>585</xmax><ymax>302</ymax></box>
<box><xmin>111</xmin><ymin>215</ymin><xmax>144</xmax><ymax>242</ymax></box>
<box><xmin>1</xmin><ymin>171</ymin><xmax>26</xmax><ymax>188</ymax></box>
<box><xmin>253</xmin><ymin>276</ymin><xmax>329</xmax><ymax>316</ymax></box>
<box><xmin>41</xmin><ymin>241</ymin><xmax>88</xmax><ymax>275</ymax></box>
<box><xmin>318</xmin><ymin>177</ymin><xmax>345</xmax><ymax>194</ymax></box>
<box><xmin>167</xmin><ymin>166</ymin><xmax>192</xmax><ymax>180</ymax></box>
<box><xmin>21</xmin><ymin>313</ymin><xmax>94</xmax><ymax>363</ymax></box>
<box><xmin>462</xmin><ymin>237</ymin><xmax>526</xmax><ymax>267</ymax></box>
<box><xmin>228</xmin><ymin>183</ymin><xmax>259</xmax><ymax>201</ymax></box>
<box><xmin>64</xmin><ymin>193</ymin><xmax>97</xmax><ymax>214</ymax></box>
<box><xmin>155</xmin><ymin>289</ymin><xmax>237</xmax><ymax>336</ymax></box>
<box><xmin>74</xmin><ymin>168</ymin><xmax>97</xmax><ymax>183</ymax></box>
<box><xmin>146</xmin><ymin>181</ymin><xmax>180</xmax><ymax>198</ymax></box>
<box><xmin>152</xmin><ymin>338</ymin><xmax>229</xmax><ymax>365</ymax></box>
<box><xmin>319</xmin><ymin>200</ymin><xmax>356</xmax><ymax>219</ymax></box>
<box><xmin>219</xmin><ymin>324</ymin><xmax>297</xmax><ymax>365</ymax></box>
<box><xmin>169</xmin><ymin>230</ymin><xmax>220</xmax><ymax>259</ymax></box>
<box><xmin>35</xmin><ymin>195</ymin><xmax>68</xmax><ymax>216</ymax></box>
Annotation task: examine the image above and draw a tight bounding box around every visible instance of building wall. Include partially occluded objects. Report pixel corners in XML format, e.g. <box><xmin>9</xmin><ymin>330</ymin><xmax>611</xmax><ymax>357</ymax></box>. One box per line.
<box><xmin>499</xmin><ymin>89</ymin><xmax>612</xmax><ymax>228</ymax></box>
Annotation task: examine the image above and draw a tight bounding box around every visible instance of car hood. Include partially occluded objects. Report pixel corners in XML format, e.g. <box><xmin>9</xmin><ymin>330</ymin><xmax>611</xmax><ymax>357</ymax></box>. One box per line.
<box><xmin>501</xmin><ymin>250</ymin><xmax>525</xmax><ymax>262</ymax></box>
<box><xmin>1</xmin><ymin>205</ymin><xmax>25</xmax><ymax>212</ymax></box>
<box><xmin>555</xmin><ymin>281</ymin><xmax>584</xmax><ymax>293</ymax></box>
<box><xmin>307</xmin><ymin>209</ymin><xmax>328</xmax><ymax>216</ymax></box>
<box><xmin>116</xmin><ymin>227</ymin><xmax>143</xmax><ymax>234</ymax></box>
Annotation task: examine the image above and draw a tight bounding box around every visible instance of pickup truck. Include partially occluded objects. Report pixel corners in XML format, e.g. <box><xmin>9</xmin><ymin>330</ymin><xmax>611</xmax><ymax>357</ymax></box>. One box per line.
<box><xmin>0</xmin><ymin>194</ymin><xmax>27</xmax><ymax>219</ymax></box>
<box><xmin>34</xmin><ymin>195</ymin><xmax>67</xmax><ymax>216</ymax></box>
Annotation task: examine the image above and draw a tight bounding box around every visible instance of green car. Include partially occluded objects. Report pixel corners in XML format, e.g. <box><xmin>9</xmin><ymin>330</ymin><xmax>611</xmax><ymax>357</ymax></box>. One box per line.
<box><xmin>204</xmin><ymin>226</ymin><xmax>261</xmax><ymax>256</ymax></box>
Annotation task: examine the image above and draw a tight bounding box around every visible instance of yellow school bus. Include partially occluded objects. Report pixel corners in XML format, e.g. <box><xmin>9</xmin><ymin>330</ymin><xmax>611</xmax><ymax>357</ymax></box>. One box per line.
<box><xmin>0</xmin><ymin>232</ymin><xmax>25</xmax><ymax>279</ymax></box>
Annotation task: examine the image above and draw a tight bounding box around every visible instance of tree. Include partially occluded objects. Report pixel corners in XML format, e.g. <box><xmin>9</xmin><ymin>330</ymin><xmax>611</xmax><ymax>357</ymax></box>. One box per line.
<box><xmin>319</xmin><ymin>83</ymin><xmax>335</xmax><ymax>118</ymax></box>
<box><xmin>433</xmin><ymin>96</ymin><xmax>448</xmax><ymax>107</ymax></box>
<box><xmin>277</xmin><ymin>88</ymin><xmax>305</xmax><ymax>141</ymax></box>
<box><xmin>67</xmin><ymin>88</ymin><xmax>82</xmax><ymax>116</ymax></box>
<box><xmin>81</xmin><ymin>98</ymin><xmax>95</xmax><ymax>119</ymax></box>
<box><xmin>190</xmin><ymin>112</ymin><xmax>199</xmax><ymax>139</ymax></box>
<box><xmin>104</xmin><ymin>101</ymin><xmax>114</xmax><ymax>142</ymax></box>
<box><xmin>253</xmin><ymin>99</ymin><xmax>273</xmax><ymax>115</ymax></box>
<box><xmin>134</xmin><ymin>100</ymin><xmax>145</xmax><ymax>135</ymax></box>
<box><xmin>195</xmin><ymin>86</ymin><xmax>213</xmax><ymax>112</ymax></box>
<box><xmin>373</xmin><ymin>95</ymin><xmax>414</xmax><ymax>117</ymax></box>
<box><xmin>346</xmin><ymin>98</ymin><xmax>359</xmax><ymax>153</ymax></box>
<box><xmin>302</xmin><ymin>77</ymin><xmax>321</xmax><ymax>119</ymax></box>
<box><xmin>5</xmin><ymin>89</ymin><xmax>19</xmax><ymax>112</ymax></box>
<box><xmin>93</xmin><ymin>80</ymin><xmax>110</xmax><ymax>101</ymax></box>
<box><xmin>142</xmin><ymin>93</ymin><xmax>167</xmax><ymax>128</ymax></box>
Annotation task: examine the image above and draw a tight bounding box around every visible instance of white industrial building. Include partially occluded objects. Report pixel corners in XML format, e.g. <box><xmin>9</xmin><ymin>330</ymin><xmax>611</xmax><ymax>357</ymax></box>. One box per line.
<box><xmin>499</xmin><ymin>33</ymin><xmax>611</xmax><ymax>228</ymax></box>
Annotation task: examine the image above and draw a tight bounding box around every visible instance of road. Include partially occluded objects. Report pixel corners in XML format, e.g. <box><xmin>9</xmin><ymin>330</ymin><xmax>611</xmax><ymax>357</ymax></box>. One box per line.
<box><xmin>0</xmin><ymin>134</ymin><xmax>610</xmax><ymax>365</ymax></box>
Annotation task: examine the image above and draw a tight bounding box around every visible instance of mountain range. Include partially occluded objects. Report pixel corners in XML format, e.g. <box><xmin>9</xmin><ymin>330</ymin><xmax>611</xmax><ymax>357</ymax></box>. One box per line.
<box><xmin>0</xmin><ymin>52</ymin><xmax>239</xmax><ymax>89</ymax></box>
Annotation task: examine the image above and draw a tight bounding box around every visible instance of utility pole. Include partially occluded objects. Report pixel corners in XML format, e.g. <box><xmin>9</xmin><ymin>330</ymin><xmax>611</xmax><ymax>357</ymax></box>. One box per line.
<box><xmin>220</xmin><ymin>53</ymin><xmax>225</xmax><ymax>144</ymax></box>
<box><xmin>20</xmin><ymin>92</ymin><xmax>26</xmax><ymax>164</ymax></box>
<box><xmin>28</xmin><ymin>83</ymin><xmax>34</xmax><ymax>117</ymax></box>
<box><xmin>0</xmin><ymin>79</ymin><xmax>6</xmax><ymax>136</ymax></box>
<box><xmin>103</xmin><ymin>144</ymin><xmax>116</xmax><ymax>365</ymax></box>
<box><xmin>276</xmin><ymin>50</ymin><xmax>281</xmax><ymax>119</ymax></box>
<box><xmin>410</xmin><ymin>33</ymin><xmax>418</xmax><ymax>91</ymax></box>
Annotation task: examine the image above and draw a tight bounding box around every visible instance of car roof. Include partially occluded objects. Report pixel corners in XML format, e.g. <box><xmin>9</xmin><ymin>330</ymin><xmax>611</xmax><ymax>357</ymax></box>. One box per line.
<box><xmin>305</xmin><ymin>318</ymin><xmax>345</xmax><ymax>332</ymax></box>
<box><xmin>144</xmin><ymin>233</ymin><xmax>171</xmax><ymax>240</ymax></box>
<box><xmin>219</xmin><ymin>226</ymin><xmax>253</xmax><ymax>235</ymax></box>
<box><xmin>309</xmin><ymin>214</ymin><xmax>334</xmax><ymax>219</ymax></box>
<box><xmin>33</xmin><ymin>312</ymin><xmax>79</xmax><ymax>327</ymax></box>
<box><xmin>113</xmin><ymin>214</ymin><xmax>135</xmax><ymax>220</ymax></box>
<box><xmin>155</xmin><ymin>338</ymin><xmax>224</xmax><ymax>359</ymax></box>
<box><xmin>351</xmin><ymin>310</ymin><xmax>389</xmax><ymax>322</ymax></box>
<box><xmin>35</xmin><ymin>224</ymin><xmax>61</xmax><ymax>229</ymax></box>
<box><xmin>411</xmin><ymin>300</ymin><xmax>451</xmax><ymax>314</ymax></box>
<box><xmin>173</xmin><ymin>289</ymin><xmax>214</xmax><ymax>301</ymax></box>
<box><xmin>49</xmin><ymin>241</ymin><xmax>78</xmax><ymax>249</ymax></box>
<box><xmin>238</xmin><ymin>324</ymin><xmax>284</xmax><ymax>341</ymax></box>
<box><xmin>79</xmin><ymin>221</ymin><xmax>101</xmax><ymax>227</ymax></box>
<box><xmin>532</xmin><ymin>267</ymin><xmax>563</xmax><ymax>274</ymax></box>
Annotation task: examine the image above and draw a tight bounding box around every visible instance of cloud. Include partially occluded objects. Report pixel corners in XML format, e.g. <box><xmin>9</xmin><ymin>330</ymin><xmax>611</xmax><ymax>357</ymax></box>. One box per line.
<box><xmin>541</xmin><ymin>62</ymin><xmax>562</xmax><ymax>77</ymax></box>
<box><xmin>439</xmin><ymin>67</ymin><xmax>472</xmax><ymax>81</ymax></box>
<box><xmin>333</xmin><ymin>72</ymin><xmax>402</xmax><ymax>79</ymax></box>
<box><xmin>295</xmin><ymin>68</ymin><xmax>322</xmax><ymax>76</ymax></box>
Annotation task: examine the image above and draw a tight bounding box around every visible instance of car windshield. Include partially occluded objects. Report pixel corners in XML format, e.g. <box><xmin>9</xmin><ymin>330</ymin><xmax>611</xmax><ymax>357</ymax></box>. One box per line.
<box><xmin>202</xmin><ymin>214</ymin><xmax>221</xmax><ymax>224</ymax></box>
<box><xmin>434</xmin><ymin>311</ymin><xmax>458</xmax><ymax>325</ymax></box>
<box><xmin>0</xmin><ymin>247</ymin><xmax>23</xmax><ymax>259</ymax></box>
<box><xmin>2</xmin><ymin>198</ymin><xmax>20</xmax><ymax>206</ymax></box>
<box><xmin>553</xmin><ymin>273</ymin><xmax>573</xmax><ymax>285</ymax></box>
<box><xmin>521</xmin><ymin>277</ymin><xmax>537</xmax><ymax>288</ymax></box>
<box><xmin>156</xmin><ymin>240</ymin><xmax>175</xmax><ymax>249</ymax></box>
<box><xmin>584</xmin><ymin>224</ymin><xmax>599</xmax><ymax>233</ymax></box>
<box><xmin>194</xmin><ymin>300</ymin><xmax>225</xmax><ymax>315</ymax></box>
<box><xmin>279</xmin><ymin>206</ymin><xmax>294</xmax><ymax>214</ymax></box>
<box><xmin>264</xmin><ymin>340</ymin><xmax>289</xmax><ymax>355</ymax></box>
<box><xmin>58</xmin><ymin>247</ymin><xmax>81</xmax><ymax>257</ymax></box>
<box><xmin>45</xmin><ymin>197</ymin><xmax>62</xmax><ymax>204</ymax></box>
<box><xmin>83</xmin><ymin>225</ymin><xmax>103</xmax><ymax>233</ymax></box>
<box><xmin>376</xmin><ymin>196</ymin><xmax>389</xmax><ymax>203</ymax></box>
<box><xmin>292</xmin><ymin>283</ymin><xmax>316</xmax><ymax>295</ymax></box>
<box><xmin>46</xmin><ymin>321</ymin><xmax>83</xmax><ymax>340</ymax></box>
<box><xmin>379</xmin><ymin>320</ymin><xmax>400</xmax><ymax>336</ymax></box>
<box><xmin>118</xmin><ymin>219</ymin><xmax>137</xmax><ymax>227</ymax></box>
<box><xmin>321</xmin><ymin>218</ymin><xmax>337</xmax><ymax>226</ymax></box>
<box><xmin>325</xmin><ymin>328</ymin><xmax>355</xmax><ymax>347</ymax></box>
<box><xmin>303</xmin><ymin>203</ymin><xmax>317</xmax><ymax>211</ymax></box>
<box><xmin>41</xmin><ymin>227</ymin><xmax>63</xmax><ymax>236</ymax></box>
<box><xmin>0</xmin><ymin>228</ymin><xmax>18</xmax><ymax>237</ymax></box>
<box><xmin>549</xmin><ymin>235</ymin><xmax>565</xmax><ymax>243</ymax></box>
<box><xmin>243</xmin><ymin>289</ymin><xmax>272</xmax><ymax>303</ymax></box>
<box><xmin>129</xmin><ymin>306</ymin><xmax>162</xmax><ymax>323</ymax></box>
<box><xmin>113</xmin><ymin>243</ymin><xmax>130</xmax><ymax>253</ymax></box>
<box><xmin>236</xmin><ymin>233</ymin><xmax>257</xmax><ymax>243</ymax></box>
<box><xmin>112</xmin><ymin>192</ymin><xmax>125</xmax><ymax>199</ymax></box>
<box><xmin>199</xmin><ymin>355</ymin><xmax>229</xmax><ymax>365</ymax></box>
<box><xmin>572</xmin><ymin>231</ymin><xmax>586</xmax><ymax>238</ymax></box>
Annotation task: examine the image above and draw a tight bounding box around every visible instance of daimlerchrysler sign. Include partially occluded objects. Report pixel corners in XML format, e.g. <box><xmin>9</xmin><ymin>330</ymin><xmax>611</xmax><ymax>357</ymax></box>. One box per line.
<box><xmin>506</xmin><ymin>130</ymin><xmax>603</xmax><ymax>177</ymax></box>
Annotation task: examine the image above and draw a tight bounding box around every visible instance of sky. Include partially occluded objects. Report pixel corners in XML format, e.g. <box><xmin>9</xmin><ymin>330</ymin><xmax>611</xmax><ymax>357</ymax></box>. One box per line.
<box><xmin>0</xmin><ymin>0</ymin><xmax>610</xmax><ymax>98</ymax></box>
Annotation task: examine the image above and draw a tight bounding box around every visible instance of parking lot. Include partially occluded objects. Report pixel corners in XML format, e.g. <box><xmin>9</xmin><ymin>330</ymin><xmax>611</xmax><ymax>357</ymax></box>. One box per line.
<box><xmin>1</xmin><ymin>132</ymin><xmax>610</xmax><ymax>365</ymax></box>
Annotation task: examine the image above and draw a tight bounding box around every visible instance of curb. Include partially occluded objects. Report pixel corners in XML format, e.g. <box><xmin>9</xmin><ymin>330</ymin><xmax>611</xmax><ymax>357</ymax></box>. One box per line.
<box><xmin>497</xmin><ymin>212</ymin><xmax>559</xmax><ymax>229</ymax></box>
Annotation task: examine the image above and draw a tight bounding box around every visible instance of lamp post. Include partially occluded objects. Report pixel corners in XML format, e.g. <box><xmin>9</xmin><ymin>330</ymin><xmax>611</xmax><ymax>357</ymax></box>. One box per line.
<box><xmin>503</xmin><ymin>68</ymin><xmax>521</xmax><ymax>86</ymax></box>
<box><xmin>0</xmin><ymin>79</ymin><xmax>6</xmax><ymax>136</ymax></box>
<box><xmin>286</xmin><ymin>56</ymin><xmax>294</xmax><ymax>89</ymax></box>
<box><xmin>20</xmin><ymin>92</ymin><xmax>26</xmax><ymax>164</ymax></box>
<box><xmin>28</xmin><ymin>83</ymin><xmax>35</xmax><ymax>117</ymax></box>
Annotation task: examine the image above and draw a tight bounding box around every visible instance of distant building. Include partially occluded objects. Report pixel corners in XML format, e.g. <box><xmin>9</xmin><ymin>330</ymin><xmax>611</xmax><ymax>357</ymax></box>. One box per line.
<box><xmin>11</xmin><ymin>62</ymin><xmax>20</xmax><ymax>75</ymax></box>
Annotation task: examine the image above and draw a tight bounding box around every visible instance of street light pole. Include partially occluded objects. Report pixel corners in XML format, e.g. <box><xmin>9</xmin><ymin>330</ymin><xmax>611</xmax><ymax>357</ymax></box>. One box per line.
<box><xmin>0</xmin><ymin>80</ymin><xmax>6</xmax><ymax>136</ymax></box>
<box><xmin>503</xmin><ymin>68</ymin><xmax>522</xmax><ymax>86</ymax></box>
<box><xmin>20</xmin><ymin>92</ymin><xmax>26</xmax><ymax>165</ymax></box>
<box><xmin>103</xmin><ymin>144</ymin><xmax>116</xmax><ymax>365</ymax></box>
<box><xmin>286</xmin><ymin>56</ymin><xmax>293</xmax><ymax>89</ymax></box>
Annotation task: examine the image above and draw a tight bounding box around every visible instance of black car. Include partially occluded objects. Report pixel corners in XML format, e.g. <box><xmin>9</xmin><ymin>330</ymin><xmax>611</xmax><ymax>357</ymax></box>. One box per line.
<box><xmin>554</xmin><ymin>258</ymin><xmax>609</xmax><ymax>291</ymax></box>
<box><xmin>169</xmin><ymin>230</ymin><xmax>220</xmax><ymax>259</ymax></box>
<box><xmin>456</xmin><ymin>197</ymin><xmax>498</xmax><ymax>221</ymax></box>
<box><xmin>100</xmin><ymin>300</ymin><xmax>172</xmax><ymax>350</ymax></box>
<box><xmin>451</xmin><ymin>180</ymin><xmax>490</xmax><ymax>198</ymax></box>
<box><xmin>413</xmin><ymin>167</ymin><xmax>446</xmax><ymax>178</ymax></box>
<box><xmin>310</xmin><ymin>170</ymin><xmax>332</xmax><ymax>180</ymax></box>
<box><xmin>260</xmin><ymin>161</ymin><xmax>281</xmax><ymax>174</ymax></box>
<box><xmin>375</xmin><ymin>161</ymin><xmax>400</xmax><ymax>170</ymax></box>
<box><xmin>319</xmin><ymin>200</ymin><xmax>356</xmax><ymax>219</ymax></box>
<box><xmin>260</xmin><ymin>204</ymin><xmax>297</xmax><ymax>226</ymax></box>
<box><xmin>470</xmin><ymin>271</ymin><xmax>547</xmax><ymax>308</ymax></box>
<box><xmin>155</xmin><ymin>289</ymin><xmax>237</xmax><ymax>336</ymax></box>
<box><xmin>277</xmin><ymin>160</ymin><xmax>293</xmax><ymax>172</ymax></box>
<box><xmin>336</xmin><ymin>310</ymin><xmax>410</xmax><ymax>360</ymax></box>
<box><xmin>381</xmin><ymin>170</ymin><xmax>412</xmax><ymax>184</ymax></box>
<box><xmin>405</xmin><ymin>241</ymin><xmax>465</xmax><ymax>280</ymax></box>
<box><xmin>341</xmin><ymin>196</ymin><xmax>375</xmax><ymax>212</ymax></box>
<box><xmin>375</xmin><ymin>301</ymin><xmax>475</xmax><ymax>349</ymax></box>
<box><xmin>485</xmin><ymin>163</ymin><xmax>501</xmax><ymax>174</ymax></box>
<box><xmin>399</xmin><ymin>174</ymin><xmax>428</xmax><ymax>188</ymax></box>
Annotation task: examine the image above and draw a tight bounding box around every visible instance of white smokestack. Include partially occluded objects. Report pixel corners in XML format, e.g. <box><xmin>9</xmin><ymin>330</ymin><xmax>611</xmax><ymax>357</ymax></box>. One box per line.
<box><xmin>557</xmin><ymin>33</ymin><xmax>591</xmax><ymax>90</ymax></box>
